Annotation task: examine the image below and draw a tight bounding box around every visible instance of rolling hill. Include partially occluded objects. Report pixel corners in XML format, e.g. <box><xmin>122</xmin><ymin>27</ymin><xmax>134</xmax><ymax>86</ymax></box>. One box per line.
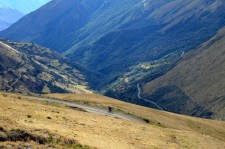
<box><xmin>0</xmin><ymin>39</ymin><xmax>90</xmax><ymax>94</ymax></box>
<box><xmin>0</xmin><ymin>92</ymin><xmax>225</xmax><ymax>148</ymax></box>
<box><xmin>142</xmin><ymin>27</ymin><xmax>225</xmax><ymax>120</ymax></box>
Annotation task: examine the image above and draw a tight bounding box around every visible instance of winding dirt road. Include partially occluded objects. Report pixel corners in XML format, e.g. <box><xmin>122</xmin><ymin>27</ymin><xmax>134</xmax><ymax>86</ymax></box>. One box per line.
<box><xmin>27</xmin><ymin>96</ymin><xmax>147</xmax><ymax>124</ymax></box>
<box><xmin>137</xmin><ymin>84</ymin><xmax>163</xmax><ymax>110</ymax></box>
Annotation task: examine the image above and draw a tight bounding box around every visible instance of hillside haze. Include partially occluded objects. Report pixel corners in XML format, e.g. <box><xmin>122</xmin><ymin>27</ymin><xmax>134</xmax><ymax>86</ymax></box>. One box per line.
<box><xmin>0</xmin><ymin>0</ymin><xmax>51</xmax><ymax>14</ymax></box>
<box><xmin>0</xmin><ymin>8</ymin><xmax>23</xmax><ymax>31</ymax></box>
<box><xmin>0</xmin><ymin>0</ymin><xmax>50</xmax><ymax>31</ymax></box>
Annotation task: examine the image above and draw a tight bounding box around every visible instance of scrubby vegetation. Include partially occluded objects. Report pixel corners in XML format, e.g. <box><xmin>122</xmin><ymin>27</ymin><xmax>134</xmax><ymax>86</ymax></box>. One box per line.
<box><xmin>143</xmin><ymin>28</ymin><xmax>225</xmax><ymax>120</ymax></box>
<box><xmin>0</xmin><ymin>127</ymin><xmax>88</xmax><ymax>148</ymax></box>
<box><xmin>0</xmin><ymin>40</ymin><xmax>91</xmax><ymax>94</ymax></box>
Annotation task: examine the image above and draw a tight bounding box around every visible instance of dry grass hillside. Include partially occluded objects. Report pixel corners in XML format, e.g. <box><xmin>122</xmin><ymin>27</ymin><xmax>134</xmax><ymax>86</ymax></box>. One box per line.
<box><xmin>0</xmin><ymin>39</ymin><xmax>90</xmax><ymax>94</ymax></box>
<box><xmin>1</xmin><ymin>92</ymin><xmax>225</xmax><ymax>148</ymax></box>
<box><xmin>142</xmin><ymin>27</ymin><xmax>225</xmax><ymax>120</ymax></box>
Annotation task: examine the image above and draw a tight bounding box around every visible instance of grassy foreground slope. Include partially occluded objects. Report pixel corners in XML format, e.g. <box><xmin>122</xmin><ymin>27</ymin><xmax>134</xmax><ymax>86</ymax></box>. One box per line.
<box><xmin>1</xmin><ymin>92</ymin><xmax>225</xmax><ymax>149</ymax></box>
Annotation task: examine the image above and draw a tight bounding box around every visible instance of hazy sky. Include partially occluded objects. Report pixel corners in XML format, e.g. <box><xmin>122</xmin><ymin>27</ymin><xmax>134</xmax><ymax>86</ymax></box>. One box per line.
<box><xmin>0</xmin><ymin>0</ymin><xmax>51</xmax><ymax>14</ymax></box>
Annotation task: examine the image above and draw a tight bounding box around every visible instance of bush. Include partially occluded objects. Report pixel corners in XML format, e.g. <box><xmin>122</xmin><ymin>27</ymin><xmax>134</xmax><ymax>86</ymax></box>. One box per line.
<box><xmin>27</xmin><ymin>115</ymin><xmax>32</xmax><ymax>118</ymax></box>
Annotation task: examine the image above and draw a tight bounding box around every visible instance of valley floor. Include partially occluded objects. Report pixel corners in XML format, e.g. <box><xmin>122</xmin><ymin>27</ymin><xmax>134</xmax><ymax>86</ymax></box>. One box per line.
<box><xmin>0</xmin><ymin>92</ymin><xmax>225</xmax><ymax>148</ymax></box>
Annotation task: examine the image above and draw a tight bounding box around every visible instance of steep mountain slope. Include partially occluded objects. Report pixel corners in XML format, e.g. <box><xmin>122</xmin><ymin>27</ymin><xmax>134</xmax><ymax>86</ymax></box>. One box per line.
<box><xmin>0</xmin><ymin>39</ymin><xmax>90</xmax><ymax>94</ymax></box>
<box><xmin>1</xmin><ymin>0</ymin><xmax>225</xmax><ymax>114</ymax></box>
<box><xmin>0</xmin><ymin>0</ymin><xmax>51</xmax><ymax>14</ymax></box>
<box><xmin>1</xmin><ymin>0</ymin><xmax>225</xmax><ymax>83</ymax></box>
<box><xmin>142</xmin><ymin>28</ymin><xmax>225</xmax><ymax>120</ymax></box>
<box><xmin>0</xmin><ymin>0</ymin><xmax>105</xmax><ymax>53</ymax></box>
<box><xmin>0</xmin><ymin>8</ymin><xmax>24</xmax><ymax>31</ymax></box>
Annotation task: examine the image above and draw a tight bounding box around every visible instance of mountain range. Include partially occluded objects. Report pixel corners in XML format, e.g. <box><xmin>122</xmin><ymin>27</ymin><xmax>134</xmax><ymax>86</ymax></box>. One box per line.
<box><xmin>1</xmin><ymin>0</ymin><xmax>225</xmax><ymax>87</ymax></box>
<box><xmin>1</xmin><ymin>1</ymin><xmax>225</xmax><ymax>148</ymax></box>
<box><xmin>0</xmin><ymin>8</ymin><xmax>23</xmax><ymax>31</ymax></box>
<box><xmin>0</xmin><ymin>0</ymin><xmax>51</xmax><ymax>14</ymax></box>
<box><xmin>0</xmin><ymin>0</ymin><xmax>50</xmax><ymax>31</ymax></box>
<box><xmin>0</xmin><ymin>0</ymin><xmax>225</xmax><ymax>120</ymax></box>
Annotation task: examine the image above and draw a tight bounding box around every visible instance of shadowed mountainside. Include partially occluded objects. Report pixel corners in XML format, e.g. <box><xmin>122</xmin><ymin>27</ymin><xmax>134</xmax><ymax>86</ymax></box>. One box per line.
<box><xmin>1</xmin><ymin>0</ymin><xmax>225</xmax><ymax>91</ymax></box>
<box><xmin>142</xmin><ymin>27</ymin><xmax>225</xmax><ymax>120</ymax></box>
<box><xmin>0</xmin><ymin>0</ymin><xmax>105</xmax><ymax>53</ymax></box>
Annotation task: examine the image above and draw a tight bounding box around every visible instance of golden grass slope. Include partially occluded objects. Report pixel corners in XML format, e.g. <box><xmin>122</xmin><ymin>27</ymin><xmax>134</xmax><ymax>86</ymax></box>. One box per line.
<box><xmin>0</xmin><ymin>92</ymin><xmax>225</xmax><ymax>148</ymax></box>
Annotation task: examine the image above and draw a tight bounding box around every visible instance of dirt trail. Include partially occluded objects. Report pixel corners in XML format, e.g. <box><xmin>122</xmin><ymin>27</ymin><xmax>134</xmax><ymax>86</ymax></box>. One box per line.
<box><xmin>137</xmin><ymin>84</ymin><xmax>163</xmax><ymax>110</ymax></box>
<box><xmin>27</xmin><ymin>96</ymin><xmax>147</xmax><ymax>124</ymax></box>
